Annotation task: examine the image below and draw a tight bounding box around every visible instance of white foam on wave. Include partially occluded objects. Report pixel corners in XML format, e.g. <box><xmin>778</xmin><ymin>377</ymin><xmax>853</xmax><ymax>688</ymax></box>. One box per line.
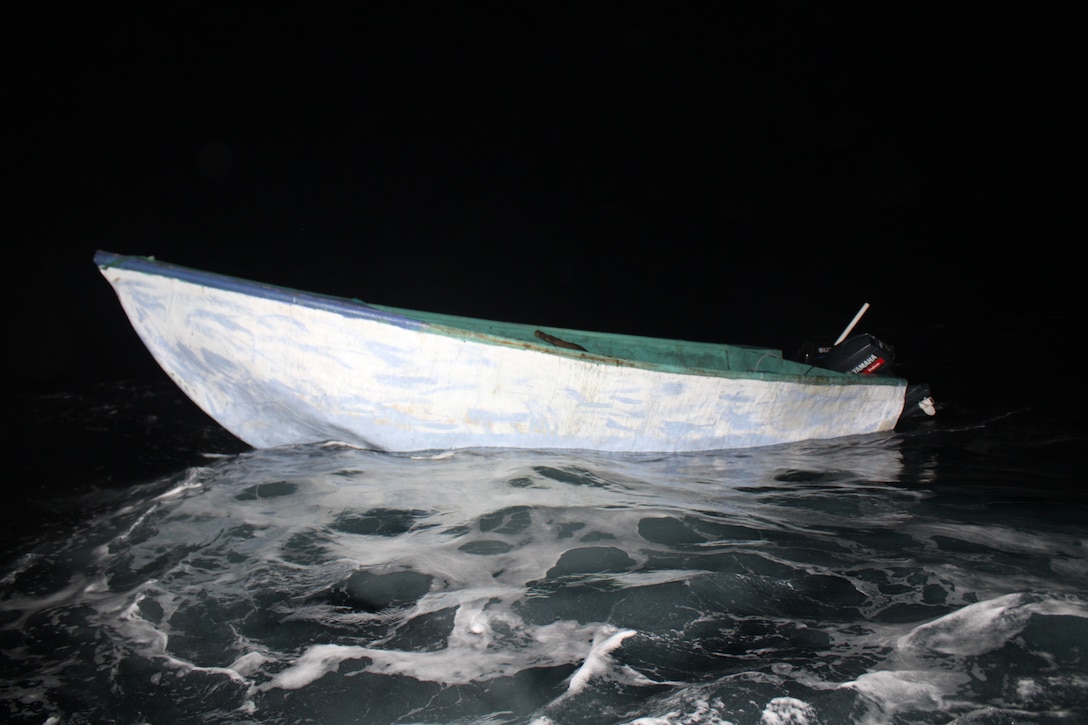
<box><xmin>260</xmin><ymin>616</ymin><xmax>645</xmax><ymax>692</ymax></box>
<box><xmin>565</xmin><ymin>627</ymin><xmax>640</xmax><ymax>695</ymax></box>
<box><xmin>759</xmin><ymin>696</ymin><xmax>817</xmax><ymax>724</ymax></box>
<box><xmin>899</xmin><ymin>591</ymin><xmax>1088</xmax><ymax>657</ymax></box>
<box><xmin>228</xmin><ymin>651</ymin><xmax>269</xmax><ymax>677</ymax></box>
<box><xmin>611</xmin><ymin>690</ymin><xmax>817</xmax><ymax>725</ymax></box>
<box><xmin>844</xmin><ymin>669</ymin><xmax>963</xmax><ymax>724</ymax></box>
<box><xmin>615</xmin><ymin>696</ymin><xmax>731</xmax><ymax>725</ymax></box>
<box><xmin>911</xmin><ymin>521</ymin><xmax>1085</xmax><ymax>557</ymax></box>
<box><xmin>151</xmin><ymin>473</ymin><xmax>206</xmax><ymax>501</ymax></box>
<box><xmin>842</xmin><ymin>591</ymin><xmax>1088</xmax><ymax>722</ymax></box>
<box><xmin>266</xmin><ymin>643</ymin><xmax>368</xmax><ymax>689</ymax></box>
<box><xmin>0</xmin><ymin>575</ymin><xmax>99</xmax><ymax>630</ymax></box>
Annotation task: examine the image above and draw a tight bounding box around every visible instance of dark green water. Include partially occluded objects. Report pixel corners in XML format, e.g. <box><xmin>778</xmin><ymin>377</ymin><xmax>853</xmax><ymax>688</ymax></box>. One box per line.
<box><xmin>2</xmin><ymin>381</ymin><xmax>1086</xmax><ymax>724</ymax></box>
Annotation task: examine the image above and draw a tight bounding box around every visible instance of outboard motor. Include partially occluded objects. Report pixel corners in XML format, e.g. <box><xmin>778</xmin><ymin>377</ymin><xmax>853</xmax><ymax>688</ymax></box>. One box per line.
<box><xmin>798</xmin><ymin>303</ymin><xmax>894</xmax><ymax>375</ymax></box>
<box><xmin>797</xmin><ymin>303</ymin><xmax>936</xmax><ymax>419</ymax></box>
<box><xmin>817</xmin><ymin>333</ymin><xmax>895</xmax><ymax>376</ymax></box>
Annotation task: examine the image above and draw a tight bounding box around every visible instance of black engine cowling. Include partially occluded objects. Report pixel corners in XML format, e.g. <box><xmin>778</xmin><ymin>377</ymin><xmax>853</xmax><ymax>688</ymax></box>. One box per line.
<box><xmin>799</xmin><ymin>333</ymin><xmax>895</xmax><ymax>376</ymax></box>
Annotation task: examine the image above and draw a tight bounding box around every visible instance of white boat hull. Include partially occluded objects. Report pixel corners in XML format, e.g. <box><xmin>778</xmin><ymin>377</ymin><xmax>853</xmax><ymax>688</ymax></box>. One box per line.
<box><xmin>97</xmin><ymin>256</ymin><xmax>907</xmax><ymax>452</ymax></box>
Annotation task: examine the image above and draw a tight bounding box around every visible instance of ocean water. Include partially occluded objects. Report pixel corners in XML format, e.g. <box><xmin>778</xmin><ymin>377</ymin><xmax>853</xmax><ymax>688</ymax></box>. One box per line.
<box><xmin>3</xmin><ymin>380</ymin><xmax>1088</xmax><ymax>724</ymax></box>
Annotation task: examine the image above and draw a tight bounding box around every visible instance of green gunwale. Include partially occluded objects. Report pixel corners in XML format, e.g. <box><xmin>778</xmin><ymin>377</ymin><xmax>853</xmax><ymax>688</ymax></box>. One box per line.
<box><xmin>371</xmin><ymin>304</ymin><xmax>902</xmax><ymax>386</ymax></box>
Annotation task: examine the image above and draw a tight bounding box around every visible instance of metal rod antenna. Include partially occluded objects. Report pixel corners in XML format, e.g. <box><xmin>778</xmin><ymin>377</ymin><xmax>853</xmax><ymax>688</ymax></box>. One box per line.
<box><xmin>834</xmin><ymin>303</ymin><xmax>870</xmax><ymax>346</ymax></box>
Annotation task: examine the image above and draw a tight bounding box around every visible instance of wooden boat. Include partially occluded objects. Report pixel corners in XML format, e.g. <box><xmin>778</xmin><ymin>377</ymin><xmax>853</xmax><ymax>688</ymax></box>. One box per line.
<box><xmin>95</xmin><ymin>251</ymin><xmax>934</xmax><ymax>453</ymax></box>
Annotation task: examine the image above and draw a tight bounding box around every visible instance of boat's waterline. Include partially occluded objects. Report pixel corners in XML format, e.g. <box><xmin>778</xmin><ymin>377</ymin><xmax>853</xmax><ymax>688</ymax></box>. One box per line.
<box><xmin>96</xmin><ymin>252</ymin><xmax>906</xmax><ymax>452</ymax></box>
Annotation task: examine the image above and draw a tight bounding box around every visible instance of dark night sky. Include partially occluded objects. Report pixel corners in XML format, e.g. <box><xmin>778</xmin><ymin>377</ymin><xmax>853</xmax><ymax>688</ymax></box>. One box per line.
<box><xmin>3</xmin><ymin>4</ymin><xmax>1082</xmax><ymax>406</ymax></box>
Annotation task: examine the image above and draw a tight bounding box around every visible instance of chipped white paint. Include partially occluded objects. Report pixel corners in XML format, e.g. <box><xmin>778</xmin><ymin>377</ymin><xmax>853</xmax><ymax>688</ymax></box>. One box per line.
<box><xmin>96</xmin><ymin>253</ymin><xmax>907</xmax><ymax>452</ymax></box>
